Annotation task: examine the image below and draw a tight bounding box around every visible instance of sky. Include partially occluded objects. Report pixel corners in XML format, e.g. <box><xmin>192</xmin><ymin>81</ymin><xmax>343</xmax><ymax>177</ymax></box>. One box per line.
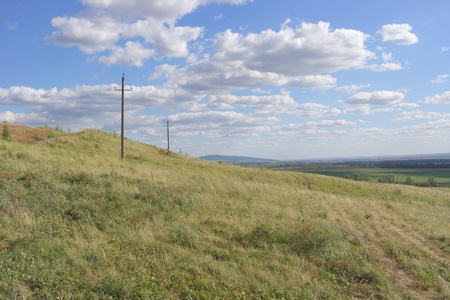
<box><xmin>1</xmin><ymin>0</ymin><xmax>450</xmax><ymax>160</ymax></box>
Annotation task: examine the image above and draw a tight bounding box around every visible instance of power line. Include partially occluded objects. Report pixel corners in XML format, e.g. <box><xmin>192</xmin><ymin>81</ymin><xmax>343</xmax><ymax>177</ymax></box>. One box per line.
<box><xmin>13</xmin><ymin>0</ymin><xmax>53</xmax><ymax>33</ymax></box>
<box><xmin>32</xmin><ymin>0</ymin><xmax>84</xmax><ymax>43</ymax></box>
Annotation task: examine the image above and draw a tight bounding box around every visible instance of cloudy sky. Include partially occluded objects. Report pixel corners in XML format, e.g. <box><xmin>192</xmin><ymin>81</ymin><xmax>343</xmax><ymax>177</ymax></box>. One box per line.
<box><xmin>1</xmin><ymin>0</ymin><xmax>450</xmax><ymax>159</ymax></box>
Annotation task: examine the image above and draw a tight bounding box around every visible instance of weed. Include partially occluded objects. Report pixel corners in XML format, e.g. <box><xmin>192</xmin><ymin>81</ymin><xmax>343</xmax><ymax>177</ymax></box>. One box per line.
<box><xmin>2</xmin><ymin>125</ymin><xmax>13</xmax><ymax>141</ymax></box>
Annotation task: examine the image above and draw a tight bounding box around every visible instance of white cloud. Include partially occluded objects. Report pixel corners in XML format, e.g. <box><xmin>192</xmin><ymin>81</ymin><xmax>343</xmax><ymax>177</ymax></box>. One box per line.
<box><xmin>274</xmin><ymin>119</ymin><xmax>355</xmax><ymax>130</ymax></box>
<box><xmin>98</xmin><ymin>41</ymin><xmax>154</xmax><ymax>67</ymax></box>
<box><xmin>148</xmin><ymin>64</ymin><xmax>178</xmax><ymax>81</ymax></box>
<box><xmin>440</xmin><ymin>47</ymin><xmax>450</xmax><ymax>53</ymax></box>
<box><xmin>205</xmin><ymin>94</ymin><xmax>343</xmax><ymax>118</ymax></box>
<box><xmin>46</xmin><ymin>0</ymin><xmax>250</xmax><ymax>65</ymax></box>
<box><xmin>155</xmin><ymin>20</ymin><xmax>380</xmax><ymax>96</ymax></box>
<box><xmin>396</xmin><ymin>102</ymin><xmax>419</xmax><ymax>109</ymax></box>
<box><xmin>366</xmin><ymin>62</ymin><xmax>403</xmax><ymax>72</ymax></box>
<box><xmin>150</xmin><ymin>25</ymin><xmax>204</xmax><ymax>57</ymax></box>
<box><xmin>167</xmin><ymin>110</ymin><xmax>276</xmax><ymax>138</ymax></box>
<box><xmin>431</xmin><ymin>74</ymin><xmax>450</xmax><ymax>84</ymax></box>
<box><xmin>347</xmin><ymin>91</ymin><xmax>405</xmax><ymax>105</ymax></box>
<box><xmin>382</xmin><ymin>52</ymin><xmax>393</xmax><ymax>62</ymax></box>
<box><xmin>47</xmin><ymin>16</ymin><xmax>121</xmax><ymax>54</ymax></box>
<box><xmin>252</xmin><ymin>88</ymin><xmax>272</xmax><ymax>94</ymax></box>
<box><xmin>393</xmin><ymin>110</ymin><xmax>432</xmax><ymax>122</ymax></box>
<box><xmin>345</xmin><ymin>90</ymin><xmax>405</xmax><ymax>114</ymax></box>
<box><xmin>294</xmin><ymin>103</ymin><xmax>343</xmax><ymax>118</ymax></box>
<box><xmin>377</xmin><ymin>24</ymin><xmax>419</xmax><ymax>45</ymax></box>
<box><xmin>209</xmin><ymin>94</ymin><xmax>298</xmax><ymax>114</ymax></box>
<box><xmin>287</xmin><ymin>75</ymin><xmax>336</xmax><ymax>89</ymax></box>
<box><xmin>214</xmin><ymin>21</ymin><xmax>374</xmax><ymax>76</ymax></box>
<box><xmin>79</xmin><ymin>0</ymin><xmax>252</xmax><ymax>23</ymax></box>
<box><xmin>425</xmin><ymin>91</ymin><xmax>450</xmax><ymax>104</ymax></box>
<box><xmin>337</xmin><ymin>84</ymin><xmax>371</xmax><ymax>93</ymax></box>
<box><xmin>0</xmin><ymin>111</ymin><xmax>46</xmax><ymax>125</ymax></box>
<box><xmin>214</xmin><ymin>14</ymin><xmax>225</xmax><ymax>21</ymax></box>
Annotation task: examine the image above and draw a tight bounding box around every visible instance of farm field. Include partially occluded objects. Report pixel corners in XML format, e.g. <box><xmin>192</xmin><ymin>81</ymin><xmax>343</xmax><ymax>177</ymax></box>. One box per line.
<box><xmin>279</xmin><ymin>166</ymin><xmax>450</xmax><ymax>188</ymax></box>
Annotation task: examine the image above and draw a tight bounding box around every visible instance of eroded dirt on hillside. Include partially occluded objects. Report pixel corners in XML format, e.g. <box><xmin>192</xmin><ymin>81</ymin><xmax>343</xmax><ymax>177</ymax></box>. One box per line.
<box><xmin>1</xmin><ymin>124</ymin><xmax>66</xmax><ymax>144</ymax></box>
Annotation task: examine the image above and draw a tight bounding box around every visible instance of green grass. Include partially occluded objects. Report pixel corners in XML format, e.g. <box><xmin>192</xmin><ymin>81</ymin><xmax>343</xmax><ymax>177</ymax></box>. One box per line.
<box><xmin>1</xmin><ymin>129</ymin><xmax>449</xmax><ymax>299</ymax></box>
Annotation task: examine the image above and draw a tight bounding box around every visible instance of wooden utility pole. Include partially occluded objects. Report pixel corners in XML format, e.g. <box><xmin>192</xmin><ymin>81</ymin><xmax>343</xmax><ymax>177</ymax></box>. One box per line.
<box><xmin>115</xmin><ymin>73</ymin><xmax>132</xmax><ymax>159</ymax></box>
<box><xmin>165</xmin><ymin>120</ymin><xmax>172</xmax><ymax>151</ymax></box>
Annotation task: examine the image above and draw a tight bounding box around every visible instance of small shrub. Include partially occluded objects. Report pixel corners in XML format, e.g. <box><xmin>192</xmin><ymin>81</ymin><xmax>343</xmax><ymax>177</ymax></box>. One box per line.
<box><xmin>64</xmin><ymin>208</ymin><xmax>83</xmax><ymax>220</ymax></box>
<box><xmin>2</xmin><ymin>125</ymin><xmax>13</xmax><ymax>141</ymax></box>
<box><xmin>64</xmin><ymin>172</ymin><xmax>93</xmax><ymax>185</ymax></box>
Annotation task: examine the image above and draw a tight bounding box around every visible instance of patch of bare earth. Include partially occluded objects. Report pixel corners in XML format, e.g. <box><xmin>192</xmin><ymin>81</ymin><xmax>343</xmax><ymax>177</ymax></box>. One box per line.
<box><xmin>1</xmin><ymin>124</ymin><xmax>63</xmax><ymax>143</ymax></box>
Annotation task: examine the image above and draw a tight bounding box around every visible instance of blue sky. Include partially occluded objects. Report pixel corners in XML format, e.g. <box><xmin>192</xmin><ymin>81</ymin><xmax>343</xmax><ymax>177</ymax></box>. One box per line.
<box><xmin>1</xmin><ymin>0</ymin><xmax>450</xmax><ymax>159</ymax></box>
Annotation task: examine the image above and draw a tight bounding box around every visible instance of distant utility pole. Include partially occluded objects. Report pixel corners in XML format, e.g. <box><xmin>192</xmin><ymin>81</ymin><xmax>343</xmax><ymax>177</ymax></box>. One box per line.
<box><xmin>115</xmin><ymin>73</ymin><xmax>132</xmax><ymax>159</ymax></box>
<box><xmin>165</xmin><ymin>120</ymin><xmax>172</xmax><ymax>151</ymax></box>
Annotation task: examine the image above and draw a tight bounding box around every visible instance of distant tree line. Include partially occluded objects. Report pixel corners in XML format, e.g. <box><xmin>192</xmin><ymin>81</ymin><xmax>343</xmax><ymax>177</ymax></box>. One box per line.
<box><xmin>343</xmin><ymin>173</ymin><xmax>438</xmax><ymax>187</ymax></box>
<box><xmin>342</xmin><ymin>173</ymin><xmax>370</xmax><ymax>181</ymax></box>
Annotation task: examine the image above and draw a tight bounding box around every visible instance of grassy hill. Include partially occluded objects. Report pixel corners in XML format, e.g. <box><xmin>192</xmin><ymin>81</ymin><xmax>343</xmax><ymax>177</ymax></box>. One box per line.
<box><xmin>0</xmin><ymin>127</ymin><xmax>449</xmax><ymax>299</ymax></box>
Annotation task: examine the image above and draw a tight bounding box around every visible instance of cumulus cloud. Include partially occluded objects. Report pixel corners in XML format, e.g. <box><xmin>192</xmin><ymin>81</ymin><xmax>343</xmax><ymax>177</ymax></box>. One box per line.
<box><xmin>46</xmin><ymin>0</ymin><xmax>250</xmax><ymax>64</ymax></box>
<box><xmin>98</xmin><ymin>41</ymin><xmax>154</xmax><ymax>67</ymax></box>
<box><xmin>425</xmin><ymin>91</ymin><xmax>450</xmax><ymax>104</ymax></box>
<box><xmin>156</xmin><ymin>20</ymin><xmax>382</xmax><ymax>96</ymax></box>
<box><xmin>214</xmin><ymin>21</ymin><xmax>374</xmax><ymax>76</ymax></box>
<box><xmin>377</xmin><ymin>24</ymin><xmax>419</xmax><ymax>45</ymax></box>
<box><xmin>0</xmin><ymin>111</ymin><xmax>46</xmax><ymax>125</ymax></box>
<box><xmin>345</xmin><ymin>90</ymin><xmax>405</xmax><ymax>114</ymax></box>
<box><xmin>47</xmin><ymin>16</ymin><xmax>121</xmax><ymax>54</ymax></box>
<box><xmin>347</xmin><ymin>91</ymin><xmax>405</xmax><ymax>105</ymax></box>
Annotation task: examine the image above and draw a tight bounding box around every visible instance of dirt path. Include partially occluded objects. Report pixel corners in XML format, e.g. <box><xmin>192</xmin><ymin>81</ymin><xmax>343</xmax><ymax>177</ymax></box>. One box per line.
<box><xmin>391</xmin><ymin>223</ymin><xmax>450</xmax><ymax>269</ymax></box>
<box><xmin>362</xmin><ymin>221</ymin><xmax>446</xmax><ymax>299</ymax></box>
<box><xmin>291</xmin><ymin>175</ymin><xmax>311</xmax><ymax>190</ymax></box>
<box><xmin>365</xmin><ymin>239</ymin><xmax>420</xmax><ymax>298</ymax></box>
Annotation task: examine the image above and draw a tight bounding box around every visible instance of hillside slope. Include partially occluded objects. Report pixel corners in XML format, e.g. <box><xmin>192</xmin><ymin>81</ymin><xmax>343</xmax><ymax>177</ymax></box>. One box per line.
<box><xmin>0</xmin><ymin>129</ymin><xmax>449</xmax><ymax>299</ymax></box>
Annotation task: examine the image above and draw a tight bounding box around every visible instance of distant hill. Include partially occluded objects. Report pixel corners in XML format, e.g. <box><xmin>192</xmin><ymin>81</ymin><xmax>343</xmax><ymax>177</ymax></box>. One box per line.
<box><xmin>200</xmin><ymin>154</ymin><xmax>276</xmax><ymax>163</ymax></box>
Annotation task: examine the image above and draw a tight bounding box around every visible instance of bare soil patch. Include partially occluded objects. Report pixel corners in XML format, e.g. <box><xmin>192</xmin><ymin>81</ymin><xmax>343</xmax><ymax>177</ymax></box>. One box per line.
<box><xmin>1</xmin><ymin>124</ymin><xmax>63</xmax><ymax>143</ymax></box>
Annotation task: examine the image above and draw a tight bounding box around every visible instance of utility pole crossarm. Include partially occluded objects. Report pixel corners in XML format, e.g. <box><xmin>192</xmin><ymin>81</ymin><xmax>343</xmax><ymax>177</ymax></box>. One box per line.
<box><xmin>115</xmin><ymin>73</ymin><xmax>132</xmax><ymax>159</ymax></box>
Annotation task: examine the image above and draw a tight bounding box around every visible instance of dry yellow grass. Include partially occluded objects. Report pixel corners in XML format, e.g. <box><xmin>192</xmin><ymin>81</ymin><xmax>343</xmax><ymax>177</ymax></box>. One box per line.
<box><xmin>0</xmin><ymin>128</ymin><xmax>448</xmax><ymax>299</ymax></box>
